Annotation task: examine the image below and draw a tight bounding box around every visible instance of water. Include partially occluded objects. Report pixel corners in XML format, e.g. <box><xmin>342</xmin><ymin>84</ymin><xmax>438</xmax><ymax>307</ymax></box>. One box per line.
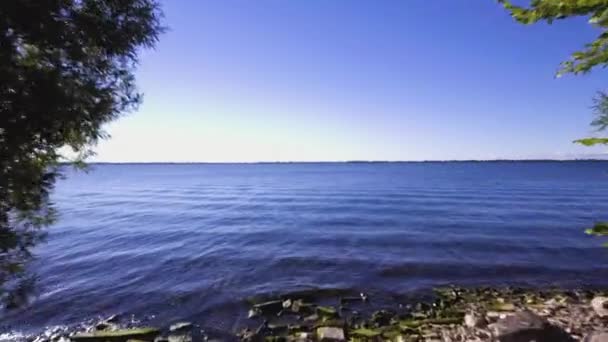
<box><xmin>3</xmin><ymin>161</ymin><xmax>608</xmax><ymax>334</ymax></box>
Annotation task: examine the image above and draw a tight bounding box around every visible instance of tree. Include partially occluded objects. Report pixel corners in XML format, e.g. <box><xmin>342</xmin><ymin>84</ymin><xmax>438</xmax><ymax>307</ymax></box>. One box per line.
<box><xmin>500</xmin><ymin>0</ymin><xmax>608</xmax><ymax>239</ymax></box>
<box><xmin>0</xmin><ymin>0</ymin><xmax>163</xmax><ymax>307</ymax></box>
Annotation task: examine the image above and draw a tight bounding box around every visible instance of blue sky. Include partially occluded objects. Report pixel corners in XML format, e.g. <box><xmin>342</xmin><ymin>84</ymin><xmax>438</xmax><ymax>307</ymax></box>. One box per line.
<box><xmin>94</xmin><ymin>0</ymin><xmax>608</xmax><ymax>162</ymax></box>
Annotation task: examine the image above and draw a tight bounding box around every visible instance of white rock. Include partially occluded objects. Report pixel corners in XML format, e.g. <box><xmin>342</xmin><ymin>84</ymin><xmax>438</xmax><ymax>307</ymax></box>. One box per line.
<box><xmin>464</xmin><ymin>312</ymin><xmax>487</xmax><ymax>328</ymax></box>
<box><xmin>316</xmin><ymin>327</ymin><xmax>344</xmax><ymax>341</ymax></box>
<box><xmin>592</xmin><ymin>297</ymin><xmax>608</xmax><ymax>317</ymax></box>
<box><xmin>584</xmin><ymin>332</ymin><xmax>608</xmax><ymax>342</ymax></box>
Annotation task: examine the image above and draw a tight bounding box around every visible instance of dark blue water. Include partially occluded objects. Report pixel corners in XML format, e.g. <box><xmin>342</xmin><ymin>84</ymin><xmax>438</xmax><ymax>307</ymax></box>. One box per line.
<box><xmin>3</xmin><ymin>162</ymin><xmax>608</xmax><ymax>334</ymax></box>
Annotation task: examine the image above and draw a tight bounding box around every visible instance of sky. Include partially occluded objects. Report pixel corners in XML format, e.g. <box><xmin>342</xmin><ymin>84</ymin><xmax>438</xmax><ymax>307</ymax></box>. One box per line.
<box><xmin>93</xmin><ymin>0</ymin><xmax>608</xmax><ymax>162</ymax></box>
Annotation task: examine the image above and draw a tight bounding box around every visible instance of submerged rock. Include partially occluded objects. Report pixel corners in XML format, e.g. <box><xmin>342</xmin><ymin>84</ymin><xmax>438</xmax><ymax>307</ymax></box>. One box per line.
<box><xmin>488</xmin><ymin>311</ymin><xmax>573</xmax><ymax>342</ymax></box>
<box><xmin>71</xmin><ymin>328</ymin><xmax>160</xmax><ymax>342</ymax></box>
<box><xmin>253</xmin><ymin>300</ymin><xmax>284</xmax><ymax>316</ymax></box>
<box><xmin>316</xmin><ymin>306</ymin><xmax>337</xmax><ymax>319</ymax></box>
<box><xmin>592</xmin><ymin>297</ymin><xmax>608</xmax><ymax>318</ymax></box>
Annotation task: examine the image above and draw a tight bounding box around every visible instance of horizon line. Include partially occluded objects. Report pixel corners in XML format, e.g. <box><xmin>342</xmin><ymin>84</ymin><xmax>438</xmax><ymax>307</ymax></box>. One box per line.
<box><xmin>78</xmin><ymin>158</ymin><xmax>608</xmax><ymax>165</ymax></box>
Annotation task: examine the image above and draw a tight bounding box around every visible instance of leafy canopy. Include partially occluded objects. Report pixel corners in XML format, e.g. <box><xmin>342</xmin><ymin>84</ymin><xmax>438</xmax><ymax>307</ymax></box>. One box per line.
<box><xmin>501</xmin><ymin>0</ymin><xmax>608</xmax><ymax>245</ymax></box>
<box><xmin>0</xmin><ymin>0</ymin><xmax>163</xmax><ymax>307</ymax></box>
<box><xmin>500</xmin><ymin>0</ymin><xmax>608</xmax><ymax>145</ymax></box>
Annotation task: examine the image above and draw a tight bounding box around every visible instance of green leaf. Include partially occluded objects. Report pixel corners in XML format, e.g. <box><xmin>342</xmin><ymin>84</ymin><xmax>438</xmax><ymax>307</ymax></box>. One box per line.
<box><xmin>586</xmin><ymin>222</ymin><xmax>608</xmax><ymax>236</ymax></box>
<box><xmin>573</xmin><ymin>137</ymin><xmax>608</xmax><ymax>146</ymax></box>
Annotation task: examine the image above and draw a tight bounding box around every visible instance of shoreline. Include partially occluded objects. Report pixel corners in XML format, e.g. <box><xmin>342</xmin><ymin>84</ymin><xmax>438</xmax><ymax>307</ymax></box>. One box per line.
<box><xmin>11</xmin><ymin>286</ymin><xmax>608</xmax><ymax>342</ymax></box>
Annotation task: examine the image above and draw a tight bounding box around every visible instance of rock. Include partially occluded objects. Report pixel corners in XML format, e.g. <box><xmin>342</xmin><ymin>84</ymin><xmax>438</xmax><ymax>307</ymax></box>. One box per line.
<box><xmin>464</xmin><ymin>312</ymin><xmax>487</xmax><ymax>328</ymax></box>
<box><xmin>351</xmin><ymin>328</ymin><xmax>381</xmax><ymax>338</ymax></box>
<box><xmin>486</xmin><ymin>311</ymin><xmax>507</xmax><ymax>322</ymax></box>
<box><xmin>488</xmin><ymin>311</ymin><xmax>574</xmax><ymax>342</ymax></box>
<box><xmin>492</xmin><ymin>303</ymin><xmax>516</xmax><ymax>312</ymax></box>
<box><xmin>291</xmin><ymin>300</ymin><xmax>302</xmax><ymax>313</ymax></box>
<box><xmin>591</xmin><ymin>297</ymin><xmax>608</xmax><ymax>317</ymax></box>
<box><xmin>106</xmin><ymin>315</ymin><xmax>121</xmax><ymax>323</ymax></box>
<box><xmin>167</xmin><ymin>334</ymin><xmax>191</xmax><ymax>342</ymax></box>
<box><xmin>247</xmin><ymin>309</ymin><xmax>260</xmax><ymax>319</ymax></box>
<box><xmin>169</xmin><ymin>322</ymin><xmax>192</xmax><ymax>333</ymax></box>
<box><xmin>168</xmin><ymin>332</ymin><xmax>192</xmax><ymax>342</ymax></box>
<box><xmin>316</xmin><ymin>327</ymin><xmax>344</xmax><ymax>341</ymax></box>
<box><xmin>253</xmin><ymin>300</ymin><xmax>284</xmax><ymax>316</ymax></box>
<box><xmin>282</xmin><ymin>299</ymin><xmax>292</xmax><ymax>309</ymax></box>
<box><xmin>316</xmin><ymin>306</ymin><xmax>337</xmax><ymax>318</ymax></box>
<box><xmin>584</xmin><ymin>332</ymin><xmax>608</xmax><ymax>342</ymax></box>
<box><xmin>303</xmin><ymin>314</ymin><xmax>319</xmax><ymax>322</ymax></box>
<box><xmin>370</xmin><ymin>310</ymin><xmax>394</xmax><ymax>327</ymax></box>
<box><xmin>71</xmin><ymin>328</ymin><xmax>160</xmax><ymax>342</ymax></box>
<box><xmin>95</xmin><ymin>323</ymin><xmax>113</xmax><ymax>331</ymax></box>
<box><xmin>288</xmin><ymin>332</ymin><xmax>312</xmax><ymax>342</ymax></box>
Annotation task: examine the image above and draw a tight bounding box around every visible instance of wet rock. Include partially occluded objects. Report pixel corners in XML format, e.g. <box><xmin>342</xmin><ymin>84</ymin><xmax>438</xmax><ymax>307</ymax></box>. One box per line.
<box><xmin>167</xmin><ymin>333</ymin><xmax>191</xmax><ymax>342</ymax></box>
<box><xmin>491</xmin><ymin>302</ymin><xmax>516</xmax><ymax>312</ymax></box>
<box><xmin>303</xmin><ymin>314</ymin><xmax>319</xmax><ymax>323</ymax></box>
<box><xmin>584</xmin><ymin>332</ymin><xmax>608</xmax><ymax>342</ymax></box>
<box><xmin>288</xmin><ymin>332</ymin><xmax>312</xmax><ymax>342</ymax></box>
<box><xmin>253</xmin><ymin>300</ymin><xmax>284</xmax><ymax>316</ymax></box>
<box><xmin>169</xmin><ymin>323</ymin><xmax>192</xmax><ymax>333</ymax></box>
<box><xmin>238</xmin><ymin>329</ymin><xmax>259</xmax><ymax>342</ymax></box>
<box><xmin>255</xmin><ymin>321</ymin><xmax>268</xmax><ymax>335</ymax></box>
<box><xmin>351</xmin><ymin>328</ymin><xmax>381</xmax><ymax>338</ymax></box>
<box><xmin>95</xmin><ymin>323</ymin><xmax>113</xmax><ymax>331</ymax></box>
<box><xmin>370</xmin><ymin>310</ymin><xmax>394</xmax><ymax>327</ymax></box>
<box><xmin>464</xmin><ymin>311</ymin><xmax>486</xmax><ymax>328</ymax></box>
<box><xmin>106</xmin><ymin>315</ymin><xmax>121</xmax><ymax>324</ymax></box>
<box><xmin>247</xmin><ymin>309</ymin><xmax>260</xmax><ymax>319</ymax></box>
<box><xmin>316</xmin><ymin>306</ymin><xmax>337</xmax><ymax>318</ymax></box>
<box><xmin>71</xmin><ymin>328</ymin><xmax>160</xmax><ymax>342</ymax></box>
<box><xmin>290</xmin><ymin>300</ymin><xmax>302</xmax><ymax>313</ymax></box>
<box><xmin>267</xmin><ymin>323</ymin><xmax>288</xmax><ymax>335</ymax></box>
<box><xmin>488</xmin><ymin>311</ymin><xmax>574</xmax><ymax>342</ymax></box>
<box><xmin>592</xmin><ymin>297</ymin><xmax>608</xmax><ymax>317</ymax></box>
<box><xmin>315</xmin><ymin>327</ymin><xmax>344</xmax><ymax>341</ymax></box>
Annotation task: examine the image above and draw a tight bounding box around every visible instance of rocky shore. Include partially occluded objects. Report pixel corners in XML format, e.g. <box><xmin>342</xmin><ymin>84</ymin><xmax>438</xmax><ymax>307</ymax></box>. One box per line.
<box><xmin>16</xmin><ymin>287</ymin><xmax>608</xmax><ymax>342</ymax></box>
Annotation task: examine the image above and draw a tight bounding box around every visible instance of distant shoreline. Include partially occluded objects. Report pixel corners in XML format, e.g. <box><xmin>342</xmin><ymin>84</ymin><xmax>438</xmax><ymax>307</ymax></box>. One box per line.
<box><xmin>71</xmin><ymin>159</ymin><xmax>608</xmax><ymax>165</ymax></box>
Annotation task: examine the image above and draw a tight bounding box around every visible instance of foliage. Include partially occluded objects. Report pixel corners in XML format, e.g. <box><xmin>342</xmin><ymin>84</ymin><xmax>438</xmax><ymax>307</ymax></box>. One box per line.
<box><xmin>499</xmin><ymin>0</ymin><xmax>608</xmax><ymax>75</ymax></box>
<box><xmin>585</xmin><ymin>222</ymin><xmax>608</xmax><ymax>236</ymax></box>
<box><xmin>500</xmin><ymin>0</ymin><xmax>608</xmax><ymax>146</ymax></box>
<box><xmin>500</xmin><ymin>0</ymin><xmax>608</xmax><ymax>246</ymax></box>
<box><xmin>0</xmin><ymin>0</ymin><xmax>163</xmax><ymax>307</ymax></box>
<box><xmin>585</xmin><ymin>222</ymin><xmax>608</xmax><ymax>247</ymax></box>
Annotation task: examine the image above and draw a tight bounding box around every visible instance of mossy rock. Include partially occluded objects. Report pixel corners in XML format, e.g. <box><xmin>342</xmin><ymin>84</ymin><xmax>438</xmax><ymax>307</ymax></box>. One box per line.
<box><xmin>263</xmin><ymin>336</ymin><xmax>286</xmax><ymax>342</ymax></box>
<box><xmin>488</xmin><ymin>302</ymin><xmax>516</xmax><ymax>312</ymax></box>
<box><xmin>314</xmin><ymin>318</ymin><xmax>344</xmax><ymax>328</ymax></box>
<box><xmin>351</xmin><ymin>328</ymin><xmax>381</xmax><ymax>338</ymax></box>
<box><xmin>72</xmin><ymin>328</ymin><xmax>160</xmax><ymax>342</ymax></box>
<box><xmin>316</xmin><ymin>306</ymin><xmax>338</xmax><ymax>318</ymax></box>
<box><xmin>399</xmin><ymin>317</ymin><xmax>461</xmax><ymax>330</ymax></box>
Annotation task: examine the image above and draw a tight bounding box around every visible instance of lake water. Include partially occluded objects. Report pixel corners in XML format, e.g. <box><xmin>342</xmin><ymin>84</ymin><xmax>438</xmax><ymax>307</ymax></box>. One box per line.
<box><xmin>3</xmin><ymin>162</ymin><xmax>608</xmax><ymax>334</ymax></box>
